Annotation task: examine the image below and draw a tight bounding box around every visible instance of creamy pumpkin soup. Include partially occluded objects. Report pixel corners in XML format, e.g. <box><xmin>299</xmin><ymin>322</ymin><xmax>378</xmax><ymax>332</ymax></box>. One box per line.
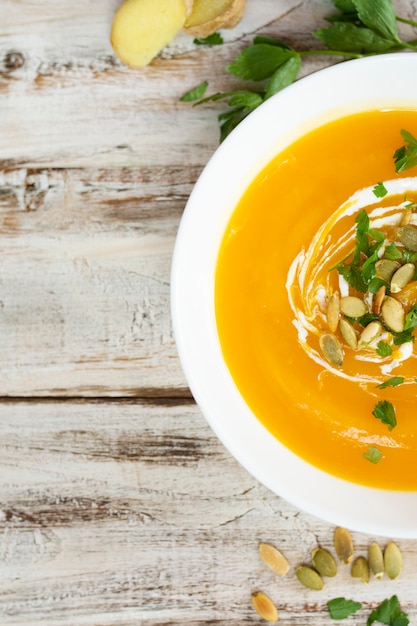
<box><xmin>215</xmin><ymin>109</ymin><xmax>417</xmax><ymax>489</ymax></box>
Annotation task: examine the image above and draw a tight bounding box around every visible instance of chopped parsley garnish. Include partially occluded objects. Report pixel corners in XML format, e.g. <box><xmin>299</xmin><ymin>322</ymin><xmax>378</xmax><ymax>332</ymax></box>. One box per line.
<box><xmin>377</xmin><ymin>376</ymin><xmax>404</xmax><ymax>389</ymax></box>
<box><xmin>373</xmin><ymin>181</ymin><xmax>388</xmax><ymax>197</ymax></box>
<box><xmin>180</xmin><ymin>81</ymin><xmax>208</xmax><ymax>102</ymax></box>
<box><xmin>372</xmin><ymin>400</ymin><xmax>397</xmax><ymax>430</ymax></box>
<box><xmin>394</xmin><ymin>129</ymin><xmax>417</xmax><ymax>173</ymax></box>
<box><xmin>384</xmin><ymin>242</ymin><xmax>403</xmax><ymax>260</ymax></box>
<box><xmin>193</xmin><ymin>33</ymin><xmax>224</xmax><ymax>46</ymax></box>
<box><xmin>376</xmin><ymin>341</ymin><xmax>392</xmax><ymax>357</ymax></box>
<box><xmin>363</xmin><ymin>446</ymin><xmax>383</xmax><ymax>464</ymax></box>
<box><xmin>327</xmin><ymin>597</ymin><xmax>362</xmax><ymax>620</ymax></box>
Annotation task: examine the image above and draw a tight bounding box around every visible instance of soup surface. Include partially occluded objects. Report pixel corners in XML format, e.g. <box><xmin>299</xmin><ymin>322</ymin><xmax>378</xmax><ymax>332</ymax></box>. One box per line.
<box><xmin>215</xmin><ymin>109</ymin><xmax>417</xmax><ymax>489</ymax></box>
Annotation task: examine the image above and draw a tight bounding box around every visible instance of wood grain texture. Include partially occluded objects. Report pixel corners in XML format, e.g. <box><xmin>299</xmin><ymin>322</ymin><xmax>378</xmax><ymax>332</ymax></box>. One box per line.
<box><xmin>1</xmin><ymin>401</ymin><xmax>416</xmax><ymax>626</ymax></box>
<box><xmin>2</xmin><ymin>0</ymin><xmax>417</xmax><ymax>624</ymax></box>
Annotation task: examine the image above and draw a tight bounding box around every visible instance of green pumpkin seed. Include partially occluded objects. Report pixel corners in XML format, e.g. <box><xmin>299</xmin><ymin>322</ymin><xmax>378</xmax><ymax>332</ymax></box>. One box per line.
<box><xmin>358</xmin><ymin>321</ymin><xmax>382</xmax><ymax>348</ymax></box>
<box><xmin>340</xmin><ymin>296</ymin><xmax>367</xmax><ymax>318</ymax></box>
<box><xmin>368</xmin><ymin>542</ymin><xmax>384</xmax><ymax>580</ymax></box>
<box><xmin>390</xmin><ymin>262</ymin><xmax>415</xmax><ymax>293</ymax></box>
<box><xmin>384</xmin><ymin>541</ymin><xmax>402</xmax><ymax>580</ymax></box>
<box><xmin>351</xmin><ymin>556</ymin><xmax>370</xmax><ymax>584</ymax></box>
<box><xmin>319</xmin><ymin>332</ymin><xmax>344</xmax><ymax>367</ymax></box>
<box><xmin>381</xmin><ymin>296</ymin><xmax>405</xmax><ymax>333</ymax></box>
<box><xmin>295</xmin><ymin>565</ymin><xmax>324</xmax><ymax>590</ymax></box>
<box><xmin>339</xmin><ymin>318</ymin><xmax>358</xmax><ymax>349</ymax></box>
<box><xmin>334</xmin><ymin>527</ymin><xmax>354</xmax><ymax>565</ymax></box>
<box><xmin>375</xmin><ymin>259</ymin><xmax>400</xmax><ymax>283</ymax></box>
<box><xmin>397</xmin><ymin>225</ymin><xmax>417</xmax><ymax>251</ymax></box>
<box><xmin>311</xmin><ymin>548</ymin><xmax>337</xmax><ymax>577</ymax></box>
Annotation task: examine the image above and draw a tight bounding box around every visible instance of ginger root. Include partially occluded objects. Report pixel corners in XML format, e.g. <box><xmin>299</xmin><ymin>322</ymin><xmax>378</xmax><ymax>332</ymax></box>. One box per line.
<box><xmin>184</xmin><ymin>0</ymin><xmax>246</xmax><ymax>37</ymax></box>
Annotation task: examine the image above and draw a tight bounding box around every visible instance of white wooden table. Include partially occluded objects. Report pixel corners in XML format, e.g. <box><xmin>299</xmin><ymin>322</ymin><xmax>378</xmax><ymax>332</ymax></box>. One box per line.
<box><xmin>1</xmin><ymin>1</ymin><xmax>417</xmax><ymax>623</ymax></box>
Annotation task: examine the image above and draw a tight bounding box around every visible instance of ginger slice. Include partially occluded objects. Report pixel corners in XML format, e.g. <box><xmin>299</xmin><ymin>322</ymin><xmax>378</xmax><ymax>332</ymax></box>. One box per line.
<box><xmin>111</xmin><ymin>0</ymin><xmax>189</xmax><ymax>68</ymax></box>
<box><xmin>183</xmin><ymin>0</ymin><xmax>246</xmax><ymax>37</ymax></box>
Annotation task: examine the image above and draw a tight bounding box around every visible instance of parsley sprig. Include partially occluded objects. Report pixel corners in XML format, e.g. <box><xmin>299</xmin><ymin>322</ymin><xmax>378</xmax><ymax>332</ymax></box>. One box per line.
<box><xmin>182</xmin><ymin>0</ymin><xmax>417</xmax><ymax>141</ymax></box>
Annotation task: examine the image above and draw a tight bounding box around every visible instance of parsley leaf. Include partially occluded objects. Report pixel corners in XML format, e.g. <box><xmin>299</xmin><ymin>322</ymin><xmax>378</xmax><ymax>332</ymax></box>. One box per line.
<box><xmin>353</xmin><ymin>0</ymin><xmax>400</xmax><ymax>43</ymax></box>
<box><xmin>404</xmin><ymin>303</ymin><xmax>417</xmax><ymax>331</ymax></box>
<box><xmin>394</xmin><ymin>129</ymin><xmax>417</xmax><ymax>173</ymax></box>
<box><xmin>392</xmin><ymin>329</ymin><xmax>415</xmax><ymax>345</ymax></box>
<box><xmin>384</xmin><ymin>242</ymin><xmax>403</xmax><ymax>260</ymax></box>
<box><xmin>315</xmin><ymin>21</ymin><xmax>393</xmax><ymax>53</ymax></box>
<box><xmin>376</xmin><ymin>341</ymin><xmax>392</xmax><ymax>357</ymax></box>
<box><xmin>328</xmin><ymin>597</ymin><xmax>362</xmax><ymax>620</ymax></box>
<box><xmin>367</xmin><ymin>595</ymin><xmax>409</xmax><ymax>626</ymax></box>
<box><xmin>180</xmin><ymin>81</ymin><xmax>208</xmax><ymax>102</ymax></box>
<box><xmin>377</xmin><ymin>376</ymin><xmax>405</xmax><ymax>389</ymax></box>
<box><xmin>265</xmin><ymin>54</ymin><xmax>301</xmax><ymax>99</ymax></box>
<box><xmin>373</xmin><ymin>181</ymin><xmax>388</xmax><ymax>197</ymax></box>
<box><xmin>363</xmin><ymin>446</ymin><xmax>383</xmax><ymax>464</ymax></box>
<box><xmin>227</xmin><ymin>44</ymin><xmax>294</xmax><ymax>81</ymax></box>
<box><xmin>193</xmin><ymin>33</ymin><xmax>223</xmax><ymax>45</ymax></box>
<box><xmin>372</xmin><ymin>400</ymin><xmax>397</xmax><ymax>430</ymax></box>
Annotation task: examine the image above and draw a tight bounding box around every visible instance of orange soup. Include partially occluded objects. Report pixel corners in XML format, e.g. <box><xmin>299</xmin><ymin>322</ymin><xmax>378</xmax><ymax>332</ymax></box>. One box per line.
<box><xmin>215</xmin><ymin>109</ymin><xmax>417</xmax><ymax>489</ymax></box>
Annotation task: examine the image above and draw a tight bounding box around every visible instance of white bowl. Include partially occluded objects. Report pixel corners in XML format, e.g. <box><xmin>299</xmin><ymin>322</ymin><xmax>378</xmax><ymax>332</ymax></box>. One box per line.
<box><xmin>171</xmin><ymin>53</ymin><xmax>417</xmax><ymax>538</ymax></box>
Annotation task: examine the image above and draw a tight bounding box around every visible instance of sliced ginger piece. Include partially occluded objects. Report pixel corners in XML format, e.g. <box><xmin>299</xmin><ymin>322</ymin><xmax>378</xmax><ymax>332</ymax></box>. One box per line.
<box><xmin>111</xmin><ymin>0</ymin><xmax>190</xmax><ymax>68</ymax></box>
<box><xmin>183</xmin><ymin>0</ymin><xmax>246</xmax><ymax>37</ymax></box>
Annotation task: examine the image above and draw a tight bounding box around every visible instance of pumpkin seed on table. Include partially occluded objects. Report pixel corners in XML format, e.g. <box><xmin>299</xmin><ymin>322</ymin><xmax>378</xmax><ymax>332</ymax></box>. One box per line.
<box><xmin>384</xmin><ymin>541</ymin><xmax>403</xmax><ymax>580</ymax></box>
<box><xmin>339</xmin><ymin>318</ymin><xmax>358</xmax><ymax>349</ymax></box>
<box><xmin>390</xmin><ymin>262</ymin><xmax>415</xmax><ymax>293</ymax></box>
<box><xmin>351</xmin><ymin>555</ymin><xmax>370</xmax><ymax>584</ymax></box>
<box><xmin>295</xmin><ymin>565</ymin><xmax>324</xmax><ymax>590</ymax></box>
<box><xmin>259</xmin><ymin>542</ymin><xmax>290</xmax><ymax>577</ymax></box>
<box><xmin>334</xmin><ymin>527</ymin><xmax>354</xmax><ymax>565</ymax></box>
<box><xmin>368</xmin><ymin>542</ymin><xmax>384</xmax><ymax>580</ymax></box>
<box><xmin>339</xmin><ymin>296</ymin><xmax>367</xmax><ymax>318</ymax></box>
<box><xmin>358</xmin><ymin>321</ymin><xmax>382</xmax><ymax>348</ymax></box>
<box><xmin>251</xmin><ymin>591</ymin><xmax>278</xmax><ymax>622</ymax></box>
<box><xmin>381</xmin><ymin>296</ymin><xmax>405</xmax><ymax>333</ymax></box>
<box><xmin>397</xmin><ymin>224</ymin><xmax>417</xmax><ymax>251</ymax></box>
<box><xmin>311</xmin><ymin>547</ymin><xmax>337</xmax><ymax>577</ymax></box>
<box><xmin>326</xmin><ymin>291</ymin><xmax>340</xmax><ymax>333</ymax></box>
<box><xmin>319</xmin><ymin>332</ymin><xmax>344</xmax><ymax>367</ymax></box>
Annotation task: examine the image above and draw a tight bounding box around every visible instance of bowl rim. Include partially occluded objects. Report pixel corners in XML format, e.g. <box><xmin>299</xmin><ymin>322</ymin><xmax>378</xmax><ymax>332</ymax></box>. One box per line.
<box><xmin>171</xmin><ymin>53</ymin><xmax>417</xmax><ymax>538</ymax></box>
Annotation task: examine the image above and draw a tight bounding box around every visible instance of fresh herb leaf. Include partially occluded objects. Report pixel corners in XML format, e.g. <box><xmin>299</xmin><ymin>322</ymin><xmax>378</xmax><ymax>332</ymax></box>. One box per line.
<box><xmin>376</xmin><ymin>341</ymin><xmax>392</xmax><ymax>357</ymax></box>
<box><xmin>357</xmin><ymin>312</ymin><xmax>379</xmax><ymax>326</ymax></box>
<box><xmin>227</xmin><ymin>44</ymin><xmax>294</xmax><ymax>81</ymax></box>
<box><xmin>377</xmin><ymin>376</ymin><xmax>405</xmax><ymax>389</ymax></box>
<box><xmin>367</xmin><ymin>595</ymin><xmax>409</xmax><ymax>626</ymax></box>
<box><xmin>193</xmin><ymin>33</ymin><xmax>224</xmax><ymax>45</ymax></box>
<box><xmin>265</xmin><ymin>54</ymin><xmax>301</xmax><ymax>99</ymax></box>
<box><xmin>402</xmin><ymin>248</ymin><xmax>417</xmax><ymax>264</ymax></box>
<box><xmin>315</xmin><ymin>21</ymin><xmax>393</xmax><ymax>53</ymax></box>
<box><xmin>353</xmin><ymin>0</ymin><xmax>400</xmax><ymax>43</ymax></box>
<box><xmin>328</xmin><ymin>597</ymin><xmax>362</xmax><ymax>620</ymax></box>
<box><xmin>404</xmin><ymin>303</ymin><xmax>417</xmax><ymax>330</ymax></box>
<box><xmin>394</xmin><ymin>129</ymin><xmax>417</xmax><ymax>173</ymax></box>
<box><xmin>372</xmin><ymin>400</ymin><xmax>397</xmax><ymax>430</ymax></box>
<box><xmin>384</xmin><ymin>242</ymin><xmax>403</xmax><ymax>260</ymax></box>
<box><xmin>363</xmin><ymin>445</ymin><xmax>383</xmax><ymax>463</ymax></box>
<box><xmin>393</xmin><ymin>328</ymin><xmax>415</xmax><ymax>345</ymax></box>
<box><xmin>373</xmin><ymin>181</ymin><xmax>388</xmax><ymax>197</ymax></box>
<box><xmin>180</xmin><ymin>81</ymin><xmax>209</xmax><ymax>102</ymax></box>
<box><xmin>368</xmin><ymin>276</ymin><xmax>387</xmax><ymax>294</ymax></box>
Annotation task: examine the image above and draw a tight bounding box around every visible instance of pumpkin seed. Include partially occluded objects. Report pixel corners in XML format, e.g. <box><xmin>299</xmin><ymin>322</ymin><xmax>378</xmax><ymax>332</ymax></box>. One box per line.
<box><xmin>311</xmin><ymin>547</ymin><xmax>337</xmax><ymax>577</ymax></box>
<box><xmin>358</xmin><ymin>321</ymin><xmax>382</xmax><ymax>348</ymax></box>
<box><xmin>326</xmin><ymin>292</ymin><xmax>340</xmax><ymax>333</ymax></box>
<box><xmin>339</xmin><ymin>318</ymin><xmax>358</xmax><ymax>349</ymax></box>
<box><xmin>340</xmin><ymin>296</ymin><xmax>367</xmax><ymax>318</ymax></box>
<box><xmin>319</xmin><ymin>332</ymin><xmax>344</xmax><ymax>367</ymax></box>
<box><xmin>397</xmin><ymin>224</ymin><xmax>417</xmax><ymax>251</ymax></box>
<box><xmin>381</xmin><ymin>296</ymin><xmax>405</xmax><ymax>333</ymax></box>
<box><xmin>390</xmin><ymin>262</ymin><xmax>415</xmax><ymax>293</ymax></box>
<box><xmin>334</xmin><ymin>527</ymin><xmax>354</xmax><ymax>565</ymax></box>
<box><xmin>351</xmin><ymin>556</ymin><xmax>370</xmax><ymax>584</ymax></box>
<box><xmin>251</xmin><ymin>591</ymin><xmax>278</xmax><ymax>622</ymax></box>
<box><xmin>259</xmin><ymin>542</ymin><xmax>290</xmax><ymax>577</ymax></box>
<box><xmin>368</xmin><ymin>542</ymin><xmax>384</xmax><ymax>580</ymax></box>
<box><xmin>384</xmin><ymin>541</ymin><xmax>402</xmax><ymax>580</ymax></box>
<box><xmin>373</xmin><ymin>285</ymin><xmax>386</xmax><ymax>316</ymax></box>
<box><xmin>400</xmin><ymin>206</ymin><xmax>412</xmax><ymax>226</ymax></box>
<box><xmin>375</xmin><ymin>259</ymin><xmax>400</xmax><ymax>283</ymax></box>
<box><xmin>295</xmin><ymin>565</ymin><xmax>324</xmax><ymax>590</ymax></box>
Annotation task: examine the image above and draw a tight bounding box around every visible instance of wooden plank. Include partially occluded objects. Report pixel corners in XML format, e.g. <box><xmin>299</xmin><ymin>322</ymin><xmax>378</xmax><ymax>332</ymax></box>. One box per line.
<box><xmin>0</xmin><ymin>166</ymin><xmax>194</xmax><ymax>396</ymax></box>
<box><xmin>0</xmin><ymin>400</ymin><xmax>416</xmax><ymax>625</ymax></box>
